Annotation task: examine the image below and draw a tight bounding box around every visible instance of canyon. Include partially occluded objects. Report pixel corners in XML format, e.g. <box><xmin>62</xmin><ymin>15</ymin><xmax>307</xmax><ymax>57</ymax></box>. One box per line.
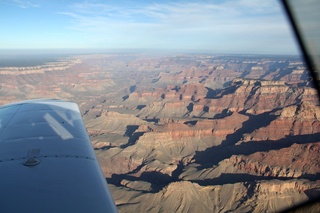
<box><xmin>1</xmin><ymin>53</ymin><xmax>319</xmax><ymax>212</ymax></box>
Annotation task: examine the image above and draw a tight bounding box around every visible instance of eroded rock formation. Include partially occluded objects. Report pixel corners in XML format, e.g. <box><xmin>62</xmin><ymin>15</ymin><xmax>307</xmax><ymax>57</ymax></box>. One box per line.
<box><xmin>1</xmin><ymin>54</ymin><xmax>319</xmax><ymax>212</ymax></box>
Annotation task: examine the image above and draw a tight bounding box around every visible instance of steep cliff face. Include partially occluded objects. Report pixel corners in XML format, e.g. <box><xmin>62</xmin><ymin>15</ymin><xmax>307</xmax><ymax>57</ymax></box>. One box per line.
<box><xmin>249</xmin><ymin>180</ymin><xmax>320</xmax><ymax>212</ymax></box>
<box><xmin>229</xmin><ymin>142</ymin><xmax>320</xmax><ymax>177</ymax></box>
<box><xmin>207</xmin><ymin>79</ymin><xmax>318</xmax><ymax>115</ymax></box>
<box><xmin>242</xmin><ymin>101</ymin><xmax>320</xmax><ymax>141</ymax></box>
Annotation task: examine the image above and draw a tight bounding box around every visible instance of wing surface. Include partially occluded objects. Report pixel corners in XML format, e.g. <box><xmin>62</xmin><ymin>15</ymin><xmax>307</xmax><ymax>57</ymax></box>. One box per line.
<box><xmin>0</xmin><ymin>99</ymin><xmax>117</xmax><ymax>213</ymax></box>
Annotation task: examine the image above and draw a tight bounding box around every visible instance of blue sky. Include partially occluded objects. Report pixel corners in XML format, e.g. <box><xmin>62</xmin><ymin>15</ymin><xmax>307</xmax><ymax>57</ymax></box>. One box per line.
<box><xmin>0</xmin><ymin>0</ymin><xmax>300</xmax><ymax>54</ymax></box>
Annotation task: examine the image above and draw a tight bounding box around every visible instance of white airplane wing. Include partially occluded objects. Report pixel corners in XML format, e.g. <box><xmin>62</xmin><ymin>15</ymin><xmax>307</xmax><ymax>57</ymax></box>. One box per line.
<box><xmin>0</xmin><ymin>99</ymin><xmax>117</xmax><ymax>213</ymax></box>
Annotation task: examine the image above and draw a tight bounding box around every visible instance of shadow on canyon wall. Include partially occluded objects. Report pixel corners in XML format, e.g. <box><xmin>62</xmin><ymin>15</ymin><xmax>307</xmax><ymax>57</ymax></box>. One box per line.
<box><xmin>194</xmin><ymin>110</ymin><xmax>279</xmax><ymax>168</ymax></box>
<box><xmin>106</xmin><ymin>170</ymin><xmax>173</xmax><ymax>193</ymax></box>
<box><xmin>120</xmin><ymin>125</ymin><xmax>144</xmax><ymax>149</ymax></box>
<box><xmin>105</xmin><ymin>110</ymin><xmax>320</xmax><ymax>193</ymax></box>
<box><xmin>191</xmin><ymin>173</ymin><xmax>295</xmax><ymax>186</ymax></box>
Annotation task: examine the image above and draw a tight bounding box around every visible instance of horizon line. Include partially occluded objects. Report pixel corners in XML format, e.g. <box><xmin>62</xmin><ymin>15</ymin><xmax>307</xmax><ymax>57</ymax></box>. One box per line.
<box><xmin>0</xmin><ymin>48</ymin><xmax>301</xmax><ymax>56</ymax></box>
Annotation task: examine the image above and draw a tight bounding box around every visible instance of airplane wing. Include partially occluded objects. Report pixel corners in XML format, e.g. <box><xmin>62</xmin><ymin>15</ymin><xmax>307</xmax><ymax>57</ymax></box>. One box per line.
<box><xmin>0</xmin><ymin>99</ymin><xmax>117</xmax><ymax>213</ymax></box>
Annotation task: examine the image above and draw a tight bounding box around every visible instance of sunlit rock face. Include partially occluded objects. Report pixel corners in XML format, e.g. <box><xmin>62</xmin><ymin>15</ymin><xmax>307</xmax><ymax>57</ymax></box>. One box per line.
<box><xmin>1</xmin><ymin>54</ymin><xmax>320</xmax><ymax>212</ymax></box>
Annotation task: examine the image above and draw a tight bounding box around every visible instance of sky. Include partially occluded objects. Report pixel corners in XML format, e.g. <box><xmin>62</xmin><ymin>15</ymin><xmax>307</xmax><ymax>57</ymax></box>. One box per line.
<box><xmin>0</xmin><ymin>0</ymin><xmax>300</xmax><ymax>54</ymax></box>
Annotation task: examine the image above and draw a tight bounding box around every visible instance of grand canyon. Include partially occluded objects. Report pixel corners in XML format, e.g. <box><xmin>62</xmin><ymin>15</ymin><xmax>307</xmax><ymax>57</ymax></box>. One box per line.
<box><xmin>1</xmin><ymin>53</ymin><xmax>319</xmax><ymax>212</ymax></box>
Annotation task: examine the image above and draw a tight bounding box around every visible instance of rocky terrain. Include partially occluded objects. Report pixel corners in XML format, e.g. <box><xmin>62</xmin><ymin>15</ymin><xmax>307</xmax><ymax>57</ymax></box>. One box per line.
<box><xmin>1</xmin><ymin>53</ymin><xmax>320</xmax><ymax>212</ymax></box>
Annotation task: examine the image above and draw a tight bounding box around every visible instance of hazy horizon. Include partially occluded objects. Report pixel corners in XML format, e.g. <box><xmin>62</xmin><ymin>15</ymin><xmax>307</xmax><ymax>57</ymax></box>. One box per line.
<box><xmin>0</xmin><ymin>48</ymin><xmax>302</xmax><ymax>56</ymax></box>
